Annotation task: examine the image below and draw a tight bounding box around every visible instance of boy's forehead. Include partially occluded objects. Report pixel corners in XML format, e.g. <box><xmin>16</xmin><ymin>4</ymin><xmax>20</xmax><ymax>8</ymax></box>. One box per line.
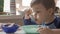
<box><xmin>31</xmin><ymin>4</ymin><xmax>46</xmax><ymax>10</ymax></box>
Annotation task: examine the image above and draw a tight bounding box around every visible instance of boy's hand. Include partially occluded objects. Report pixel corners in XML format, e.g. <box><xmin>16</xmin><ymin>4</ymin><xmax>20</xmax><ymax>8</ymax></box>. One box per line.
<box><xmin>25</xmin><ymin>9</ymin><xmax>32</xmax><ymax>15</ymax></box>
<box><xmin>24</xmin><ymin>9</ymin><xmax>32</xmax><ymax>19</ymax></box>
<box><xmin>38</xmin><ymin>27</ymin><xmax>54</xmax><ymax>34</ymax></box>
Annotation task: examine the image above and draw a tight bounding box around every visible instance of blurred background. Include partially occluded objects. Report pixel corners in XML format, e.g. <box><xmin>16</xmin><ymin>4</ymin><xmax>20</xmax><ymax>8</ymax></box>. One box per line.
<box><xmin>0</xmin><ymin>0</ymin><xmax>60</xmax><ymax>25</ymax></box>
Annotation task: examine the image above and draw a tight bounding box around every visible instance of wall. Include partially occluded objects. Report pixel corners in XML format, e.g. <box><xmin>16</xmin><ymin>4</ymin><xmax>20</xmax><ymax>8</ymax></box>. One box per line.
<box><xmin>16</xmin><ymin>0</ymin><xmax>30</xmax><ymax>11</ymax></box>
<box><xmin>0</xmin><ymin>15</ymin><xmax>23</xmax><ymax>26</ymax></box>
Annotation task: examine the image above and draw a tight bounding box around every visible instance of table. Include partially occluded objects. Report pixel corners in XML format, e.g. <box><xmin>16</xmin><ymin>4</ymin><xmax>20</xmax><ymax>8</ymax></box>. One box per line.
<box><xmin>0</xmin><ymin>27</ymin><xmax>26</xmax><ymax>34</ymax></box>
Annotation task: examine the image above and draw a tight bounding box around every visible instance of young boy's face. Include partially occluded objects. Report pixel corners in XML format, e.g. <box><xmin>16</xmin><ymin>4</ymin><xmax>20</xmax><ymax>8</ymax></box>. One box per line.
<box><xmin>31</xmin><ymin>3</ymin><xmax>54</xmax><ymax>24</ymax></box>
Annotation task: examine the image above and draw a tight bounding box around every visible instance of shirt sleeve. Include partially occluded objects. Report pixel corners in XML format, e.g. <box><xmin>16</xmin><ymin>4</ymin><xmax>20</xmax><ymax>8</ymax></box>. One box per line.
<box><xmin>23</xmin><ymin>17</ymin><xmax>36</xmax><ymax>25</ymax></box>
<box><xmin>57</xmin><ymin>18</ymin><xmax>60</xmax><ymax>28</ymax></box>
<box><xmin>23</xmin><ymin>18</ymin><xmax>31</xmax><ymax>25</ymax></box>
<box><xmin>58</xmin><ymin>21</ymin><xmax>60</xmax><ymax>28</ymax></box>
<box><xmin>55</xmin><ymin>17</ymin><xmax>60</xmax><ymax>29</ymax></box>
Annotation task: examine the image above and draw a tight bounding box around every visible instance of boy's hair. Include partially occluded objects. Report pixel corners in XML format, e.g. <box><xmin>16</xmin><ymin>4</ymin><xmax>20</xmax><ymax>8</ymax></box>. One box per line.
<box><xmin>31</xmin><ymin>0</ymin><xmax>56</xmax><ymax>9</ymax></box>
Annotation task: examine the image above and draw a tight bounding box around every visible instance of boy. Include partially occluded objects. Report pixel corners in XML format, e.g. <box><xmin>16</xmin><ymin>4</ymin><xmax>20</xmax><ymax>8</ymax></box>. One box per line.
<box><xmin>23</xmin><ymin>0</ymin><xmax>60</xmax><ymax>34</ymax></box>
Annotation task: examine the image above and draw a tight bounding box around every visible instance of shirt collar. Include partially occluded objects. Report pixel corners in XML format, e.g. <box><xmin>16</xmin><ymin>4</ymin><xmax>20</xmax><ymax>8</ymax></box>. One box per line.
<box><xmin>45</xmin><ymin>16</ymin><xmax>57</xmax><ymax>26</ymax></box>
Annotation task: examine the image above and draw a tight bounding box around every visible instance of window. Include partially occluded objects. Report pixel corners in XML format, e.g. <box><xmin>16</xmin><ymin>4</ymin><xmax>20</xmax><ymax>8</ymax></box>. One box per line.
<box><xmin>16</xmin><ymin>3</ymin><xmax>20</xmax><ymax>8</ymax></box>
<box><xmin>4</xmin><ymin>0</ymin><xmax>10</xmax><ymax>12</ymax></box>
<box><xmin>56</xmin><ymin>0</ymin><xmax>60</xmax><ymax>8</ymax></box>
<box><xmin>22</xmin><ymin>0</ymin><xmax>32</xmax><ymax>6</ymax></box>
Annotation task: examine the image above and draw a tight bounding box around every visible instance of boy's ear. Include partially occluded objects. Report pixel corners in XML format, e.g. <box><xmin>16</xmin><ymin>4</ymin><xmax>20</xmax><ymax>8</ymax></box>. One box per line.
<box><xmin>48</xmin><ymin>8</ymin><xmax>54</xmax><ymax>16</ymax></box>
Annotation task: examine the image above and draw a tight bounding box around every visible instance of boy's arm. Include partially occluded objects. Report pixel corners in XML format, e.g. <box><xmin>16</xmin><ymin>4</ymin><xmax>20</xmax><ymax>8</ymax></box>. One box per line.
<box><xmin>53</xmin><ymin>22</ymin><xmax>60</xmax><ymax>34</ymax></box>
<box><xmin>23</xmin><ymin>17</ymin><xmax>31</xmax><ymax>25</ymax></box>
<box><xmin>23</xmin><ymin>9</ymin><xmax>33</xmax><ymax>25</ymax></box>
<box><xmin>23</xmin><ymin>14</ymin><xmax>36</xmax><ymax>25</ymax></box>
<box><xmin>52</xmin><ymin>29</ymin><xmax>60</xmax><ymax>34</ymax></box>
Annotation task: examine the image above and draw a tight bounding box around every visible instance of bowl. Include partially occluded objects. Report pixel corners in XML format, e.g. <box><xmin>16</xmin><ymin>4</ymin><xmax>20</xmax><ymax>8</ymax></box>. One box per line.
<box><xmin>1</xmin><ymin>24</ymin><xmax>19</xmax><ymax>33</ymax></box>
<box><xmin>21</xmin><ymin>25</ymin><xmax>40</xmax><ymax>34</ymax></box>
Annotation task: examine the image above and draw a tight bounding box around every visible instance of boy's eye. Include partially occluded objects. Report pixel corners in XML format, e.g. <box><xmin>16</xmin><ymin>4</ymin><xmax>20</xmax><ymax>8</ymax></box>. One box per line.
<box><xmin>34</xmin><ymin>11</ymin><xmax>40</xmax><ymax>14</ymax></box>
<box><xmin>36</xmin><ymin>11</ymin><xmax>40</xmax><ymax>13</ymax></box>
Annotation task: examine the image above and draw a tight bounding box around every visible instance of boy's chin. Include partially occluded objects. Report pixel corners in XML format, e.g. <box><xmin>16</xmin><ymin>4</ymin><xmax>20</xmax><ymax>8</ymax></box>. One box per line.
<box><xmin>36</xmin><ymin>21</ymin><xmax>42</xmax><ymax>25</ymax></box>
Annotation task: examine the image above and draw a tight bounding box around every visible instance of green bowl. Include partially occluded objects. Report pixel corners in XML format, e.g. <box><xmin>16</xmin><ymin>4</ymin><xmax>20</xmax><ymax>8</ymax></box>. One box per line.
<box><xmin>21</xmin><ymin>25</ymin><xmax>40</xmax><ymax>34</ymax></box>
